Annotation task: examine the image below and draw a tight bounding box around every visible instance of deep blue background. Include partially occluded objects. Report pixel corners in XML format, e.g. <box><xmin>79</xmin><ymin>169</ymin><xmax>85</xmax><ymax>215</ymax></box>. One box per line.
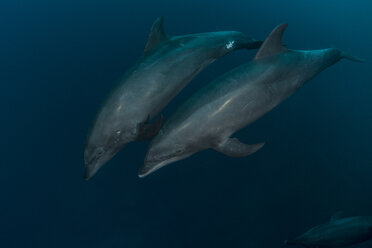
<box><xmin>1</xmin><ymin>0</ymin><xmax>372</xmax><ymax>247</ymax></box>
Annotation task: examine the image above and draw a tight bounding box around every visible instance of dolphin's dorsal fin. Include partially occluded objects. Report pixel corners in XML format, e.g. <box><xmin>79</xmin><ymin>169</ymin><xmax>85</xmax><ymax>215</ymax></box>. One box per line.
<box><xmin>144</xmin><ymin>16</ymin><xmax>168</xmax><ymax>53</ymax></box>
<box><xmin>330</xmin><ymin>211</ymin><xmax>344</xmax><ymax>222</ymax></box>
<box><xmin>254</xmin><ymin>23</ymin><xmax>288</xmax><ymax>60</ymax></box>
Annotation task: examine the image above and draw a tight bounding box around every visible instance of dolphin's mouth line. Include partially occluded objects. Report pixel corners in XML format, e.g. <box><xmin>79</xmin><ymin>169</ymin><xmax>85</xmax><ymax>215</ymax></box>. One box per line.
<box><xmin>84</xmin><ymin>151</ymin><xmax>104</xmax><ymax>167</ymax></box>
<box><xmin>139</xmin><ymin>158</ymin><xmax>176</xmax><ymax>178</ymax></box>
<box><xmin>144</xmin><ymin>155</ymin><xmax>170</xmax><ymax>165</ymax></box>
<box><xmin>84</xmin><ymin>157</ymin><xmax>96</xmax><ymax>168</ymax></box>
<box><xmin>139</xmin><ymin>153</ymin><xmax>193</xmax><ymax>178</ymax></box>
<box><xmin>141</xmin><ymin>152</ymin><xmax>180</xmax><ymax>172</ymax></box>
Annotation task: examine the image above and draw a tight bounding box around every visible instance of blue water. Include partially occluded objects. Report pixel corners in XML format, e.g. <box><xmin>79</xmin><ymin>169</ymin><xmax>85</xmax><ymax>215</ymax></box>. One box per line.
<box><xmin>2</xmin><ymin>0</ymin><xmax>372</xmax><ymax>247</ymax></box>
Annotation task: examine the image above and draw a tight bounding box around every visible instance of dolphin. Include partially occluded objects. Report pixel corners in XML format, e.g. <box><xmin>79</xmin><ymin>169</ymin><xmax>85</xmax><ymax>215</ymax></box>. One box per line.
<box><xmin>285</xmin><ymin>212</ymin><xmax>372</xmax><ymax>248</ymax></box>
<box><xmin>140</xmin><ymin>23</ymin><xmax>363</xmax><ymax>177</ymax></box>
<box><xmin>84</xmin><ymin>16</ymin><xmax>262</xmax><ymax>179</ymax></box>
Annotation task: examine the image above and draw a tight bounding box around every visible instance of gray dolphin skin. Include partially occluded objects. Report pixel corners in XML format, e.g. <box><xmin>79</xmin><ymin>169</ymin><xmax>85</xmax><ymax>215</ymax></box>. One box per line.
<box><xmin>140</xmin><ymin>23</ymin><xmax>363</xmax><ymax>177</ymax></box>
<box><xmin>84</xmin><ymin>16</ymin><xmax>262</xmax><ymax>179</ymax></box>
<box><xmin>285</xmin><ymin>213</ymin><xmax>372</xmax><ymax>248</ymax></box>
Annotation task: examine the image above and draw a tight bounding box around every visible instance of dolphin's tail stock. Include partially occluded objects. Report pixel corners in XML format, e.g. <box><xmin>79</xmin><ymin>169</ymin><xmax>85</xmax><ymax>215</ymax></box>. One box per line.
<box><xmin>341</xmin><ymin>51</ymin><xmax>365</xmax><ymax>62</ymax></box>
<box><xmin>238</xmin><ymin>34</ymin><xmax>263</xmax><ymax>50</ymax></box>
<box><xmin>247</xmin><ymin>40</ymin><xmax>264</xmax><ymax>49</ymax></box>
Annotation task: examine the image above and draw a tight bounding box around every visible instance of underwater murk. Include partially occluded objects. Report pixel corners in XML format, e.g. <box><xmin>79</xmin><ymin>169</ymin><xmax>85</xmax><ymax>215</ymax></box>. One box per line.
<box><xmin>2</xmin><ymin>0</ymin><xmax>372</xmax><ymax>247</ymax></box>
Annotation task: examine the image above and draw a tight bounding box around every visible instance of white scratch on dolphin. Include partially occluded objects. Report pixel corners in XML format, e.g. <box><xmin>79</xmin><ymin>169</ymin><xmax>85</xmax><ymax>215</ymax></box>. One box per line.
<box><xmin>226</xmin><ymin>40</ymin><xmax>235</xmax><ymax>49</ymax></box>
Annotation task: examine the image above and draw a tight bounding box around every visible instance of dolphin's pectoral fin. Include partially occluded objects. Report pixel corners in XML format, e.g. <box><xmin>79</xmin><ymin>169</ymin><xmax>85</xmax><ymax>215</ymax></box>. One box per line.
<box><xmin>144</xmin><ymin>16</ymin><xmax>168</xmax><ymax>54</ymax></box>
<box><xmin>136</xmin><ymin>115</ymin><xmax>163</xmax><ymax>141</ymax></box>
<box><xmin>214</xmin><ymin>138</ymin><xmax>265</xmax><ymax>157</ymax></box>
<box><xmin>341</xmin><ymin>51</ymin><xmax>365</xmax><ymax>62</ymax></box>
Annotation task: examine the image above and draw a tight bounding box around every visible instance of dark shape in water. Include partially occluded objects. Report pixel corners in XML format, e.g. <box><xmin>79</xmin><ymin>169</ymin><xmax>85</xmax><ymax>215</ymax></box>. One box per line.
<box><xmin>84</xmin><ymin>16</ymin><xmax>262</xmax><ymax>179</ymax></box>
<box><xmin>140</xmin><ymin>23</ymin><xmax>363</xmax><ymax>177</ymax></box>
<box><xmin>285</xmin><ymin>212</ymin><xmax>372</xmax><ymax>248</ymax></box>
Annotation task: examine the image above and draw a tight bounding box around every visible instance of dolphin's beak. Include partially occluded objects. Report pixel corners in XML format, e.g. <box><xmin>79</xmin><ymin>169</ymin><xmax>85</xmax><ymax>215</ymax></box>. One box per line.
<box><xmin>138</xmin><ymin>159</ymin><xmax>170</xmax><ymax>178</ymax></box>
<box><xmin>138</xmin><ymin>166</ymin><xmax>151</xmax><ymax>178</ymax></box>
<box><xmin>84</xmin><ymin>164</ymin><xmax>99</xmax><ymax>180</ymax></box>
<box><xmin>139</xmin><ymin>150</ymin><xmax>160</xmax><ymax>178</ymax></box>
<box><xmin>139</xmin><ymin>154</ymin><xmax>191</xmax><ymax>178</ymax></box>
<box><xmin>84</xmin><ymin>159</ymin><xmax>104</xmax><ymax>180</ymax></box>
<box><xmin>138</xmin><ymin>160</ymin><xmax>159</xmax><ymax>178</ymax></box>
<box><xmin>84</xmin><ymin>153</ymin><xmax>106</xmax><ymax>180</ymax></box>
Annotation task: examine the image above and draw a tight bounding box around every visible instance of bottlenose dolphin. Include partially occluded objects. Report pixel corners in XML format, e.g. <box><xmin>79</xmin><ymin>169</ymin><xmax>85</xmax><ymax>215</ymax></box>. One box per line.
<box><xmin>285</xmin><ymin>212</ymin><xmax>372</xmax><ymax>248</ymax></box>
<box><xmin>84</xmin><ymin>16</ymin><xmax>262</xmax><ymax>179</ymax></box>
<box><xmin>140</xmin><ymin>23</ymin><xmax>363</xmax><ymax>177</ymax></box>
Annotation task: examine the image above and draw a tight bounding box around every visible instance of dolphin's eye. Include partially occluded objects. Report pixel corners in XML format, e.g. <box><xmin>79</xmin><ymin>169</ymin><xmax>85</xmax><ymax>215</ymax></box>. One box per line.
<box><xmin>96</xmin><ymin>148</ymin><xmax>105</xmax><ymax>157</ymax></box>
<box><xmin>175</xmin><ymin>148</ymin><xmax>183</xmax><ymax>154</ymax></box>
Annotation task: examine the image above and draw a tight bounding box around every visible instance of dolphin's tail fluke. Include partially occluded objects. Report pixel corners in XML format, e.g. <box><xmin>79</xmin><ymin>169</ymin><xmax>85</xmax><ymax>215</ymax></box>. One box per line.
<box><xmin>341</xmin><ymin>51</ymin><xmax>365</xmax><ymax>62</ymax></box>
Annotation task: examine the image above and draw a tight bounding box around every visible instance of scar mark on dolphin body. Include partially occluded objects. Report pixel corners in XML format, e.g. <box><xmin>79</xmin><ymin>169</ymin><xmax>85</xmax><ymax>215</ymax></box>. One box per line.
<box><xmin>226</xmin><ymin>41</ymin><xmax>235</xmax><ymax>49</ymax></box>
<box><xmin>242</xmin><ymin>98</ymin><xmax>255</xmax><ymax>111</ymax></box>
<box><xmin>116</xmin><ymin>104</ymin><xmax>122</xmax><ymax>112</ymax></box>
